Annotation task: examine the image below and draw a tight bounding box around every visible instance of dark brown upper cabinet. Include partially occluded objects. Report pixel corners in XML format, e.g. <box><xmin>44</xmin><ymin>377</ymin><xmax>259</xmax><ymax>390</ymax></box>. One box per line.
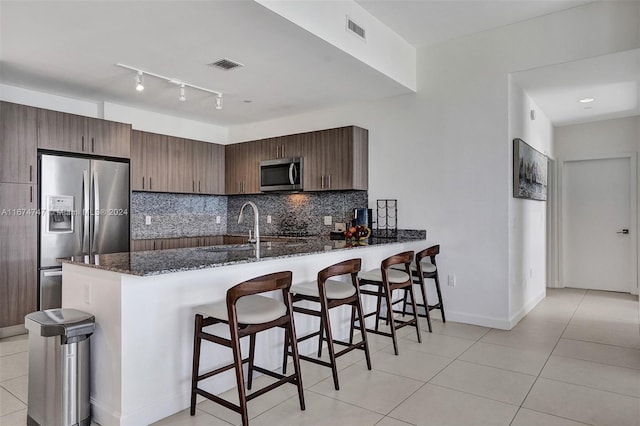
<box><xmin>131</xmin><ymin>130</ymin><xmax>224</xmax><ymax>195</ymax></box>
<box><xmin>37</xmin><ymin>109</ymin><xmax>131</xmax><ymax>158</ymax></box>
<box><xmin>302</xmin><ymin>126</ymin><xmax>368</xmax><ymax>191</ymax></box>
<box><xmin>0</xmin><ymin>102</ymin><xmax>38</xmax><ymax>184</ymax></box>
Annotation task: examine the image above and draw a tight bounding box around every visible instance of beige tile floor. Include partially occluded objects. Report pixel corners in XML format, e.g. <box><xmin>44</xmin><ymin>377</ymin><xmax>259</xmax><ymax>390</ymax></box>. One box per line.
<box><xmin>1</xmin><ymin>288</ymin><xmax>639</xmax><ymax>426</ymax></box>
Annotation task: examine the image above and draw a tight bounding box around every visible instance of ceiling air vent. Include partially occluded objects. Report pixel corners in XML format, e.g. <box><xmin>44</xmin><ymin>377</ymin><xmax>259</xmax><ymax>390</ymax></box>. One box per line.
<box><xmin>346</xmin><ymin>17</ymin><xmax>366</xmax><ymax>40</ymax></box>
<box><xmin>208</xmin><ymin>58</ymin><xmax>244</xmax><ymax>71</ymax></box>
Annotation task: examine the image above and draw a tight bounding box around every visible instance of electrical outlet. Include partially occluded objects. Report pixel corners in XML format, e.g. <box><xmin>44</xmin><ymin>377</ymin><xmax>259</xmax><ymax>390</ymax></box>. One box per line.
<box><xmin>215</xmin><ymin>216</ymin><xmax>221</xmax><ymax>224</ymax></box>
<box><xmin>324</xmin><ymin>216</ymin><xmax>332</xmax><ymax>226</ymax></box>
<box><xmin>145</xmin><ymin>215</ymin><xmax>152</xmax><ymax>225</ymax></box>
<box><xmin>448</xmin><ymin>274</ymin><xmax>456</xmax><ymax>287</ymax></box>
<box><xmin>267</xmin><ymin>215</ymin><xmax>272</xmax><ymax>224</ymax></box>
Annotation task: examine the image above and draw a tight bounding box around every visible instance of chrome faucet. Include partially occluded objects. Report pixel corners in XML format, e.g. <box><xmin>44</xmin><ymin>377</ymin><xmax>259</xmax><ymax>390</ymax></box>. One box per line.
<box><xmin>238</xmin><ymin>201</ymin><xmax>260</xmax><ymax>246</ymax></box>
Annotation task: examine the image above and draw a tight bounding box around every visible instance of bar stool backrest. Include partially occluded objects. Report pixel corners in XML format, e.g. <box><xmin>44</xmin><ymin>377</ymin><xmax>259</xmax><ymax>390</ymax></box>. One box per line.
<box><xmin>226</xmin><ymin>271</ymin><xmax>293</xmax><ymax>323</ymax></box>
<box><xmin>317</xmin><ymin>258</ymin><xmax>362</xmax><ymax>290</ymax></box>
<box><xmin>381</xmin><ymin>251</ymin><xmax>414</xmax><ymax>282</ymax></box>
<box><xmin>415</xmin><ymin>245</ymin><xmax>440</xmax><ymax>277</ymax></box>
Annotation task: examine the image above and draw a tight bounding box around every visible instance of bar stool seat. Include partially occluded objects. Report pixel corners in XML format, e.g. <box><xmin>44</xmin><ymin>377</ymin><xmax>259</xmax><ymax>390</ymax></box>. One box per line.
<box><xmin>359</xmin><ymin>268</ymin><xmax>410</xmax><ymax>283</ymax></box>
<box><xmin>195</xmin><ymin>295</ymin><xmax>287</xmax><ymax>324</ymax></box>
<box><xmin>291</xmin><ymin>279</ymin><xmax>355</xmax><ymax>299</ymax></box>
<box><xmin>392</xmin><ymin>261</ymin><xmax>437</xmax><ymax>274</ymax></box>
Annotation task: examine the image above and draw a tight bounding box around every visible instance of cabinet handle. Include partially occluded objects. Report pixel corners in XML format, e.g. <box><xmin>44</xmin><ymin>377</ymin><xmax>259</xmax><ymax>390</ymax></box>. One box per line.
<box><xmin>142</xmin><ymin>177</ymin><xmax>145</xmax><ymax>190</ymax></box>
<box><xmin>149</xmin><ymin>177</ymin><xmax>152</xmax><ymax>190</ymax></box>
<box><xmin>29</xmin><ymin>165</ymin><xmax>33</xmax><ymax>182</ymax></box>
<box><xmin>91</xmin><ymin>137</ymin><xmax>95</xmax><ymax>153</ymax></box>
<box><xmin>199</xmin><ymin>181</ymin><xmax>201</xmax><ymax>192</ymax></box>
<box><xmin>282</xmin><ymin>145</ymin><xmax>285</xmax><ymax>158</ymax></box>
<box><xmin>321</xmin><ymin>175</ymin><xmax>325</xmax><ymax>189</ymax></box>
<box><xmin>328</xmin><ymin>174</ymin><xmax>331</xmax><ymax>189</ymax></box>
<box><xmin>276</xmin><ymin>146</ymin><xmax>279</xmax><ymax>158</ymax></box>
<box><xmin>82</xmin><ymin>136</ymin><xmax>85</xmax><ymax>151</ymax></box>
<box><xmin>192</xmin><ymin>180</ymin><xmax>195</xmax><ymax>192</ymax></box>
<box><xmin>30</xmin><ymin>186</ymin><xmax>33</xmax><ymax>203</ymax></box>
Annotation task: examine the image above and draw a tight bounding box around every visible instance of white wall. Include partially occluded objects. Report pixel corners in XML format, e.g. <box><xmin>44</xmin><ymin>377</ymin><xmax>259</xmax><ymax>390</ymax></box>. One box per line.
<box><xmin>229</xmin><ymin>1</ymin><xmax>640</xmax><ymax>328</ymax></box>
<box><xmin>555</xmin><ymin>116</ymin><xmax>640</xmax><ymax>159</ymax></box>
<box><xmin>508</xmin><ymin>81</ymin><xmax>554</xmax><ymax>324</ymax></box>
<box><xmin>0</xmin><ymin>84</ymin><xmax>228</xmax><ymax>144</ymax></box>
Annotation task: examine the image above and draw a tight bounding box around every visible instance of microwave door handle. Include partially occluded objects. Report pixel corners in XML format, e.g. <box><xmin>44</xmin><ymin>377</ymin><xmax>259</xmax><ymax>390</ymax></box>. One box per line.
<box><xmin>289</xmin><ymin>163</ymin><xmax>296</xmax><ymax>185</ymax></box>
<box><xmin>82</xmin><ymin>170</ymin><xmax>90</xmax><ymax>254</ymax></box>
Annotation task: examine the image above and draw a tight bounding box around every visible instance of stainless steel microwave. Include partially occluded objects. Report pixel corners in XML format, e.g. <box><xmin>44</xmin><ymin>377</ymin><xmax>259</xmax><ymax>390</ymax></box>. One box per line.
<box><xmin>260</xmin><ymin>157</ymin><xmax>303</xmax><ymax>192</ymax></box>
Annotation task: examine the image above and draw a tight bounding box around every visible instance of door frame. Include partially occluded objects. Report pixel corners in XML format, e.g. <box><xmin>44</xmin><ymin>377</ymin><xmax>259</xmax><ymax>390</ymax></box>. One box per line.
<box><xmin>557</xmin><ymin>152</ymin><xmax>638</xmax><ymax>294</ymax></box>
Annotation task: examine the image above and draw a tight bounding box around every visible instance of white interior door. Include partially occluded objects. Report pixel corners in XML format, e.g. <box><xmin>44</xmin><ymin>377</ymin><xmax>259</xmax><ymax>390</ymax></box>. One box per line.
<box><xmin>561</xmin><ymin>155</ymin><xmax>637</xmax><ymax>292</ymax></box>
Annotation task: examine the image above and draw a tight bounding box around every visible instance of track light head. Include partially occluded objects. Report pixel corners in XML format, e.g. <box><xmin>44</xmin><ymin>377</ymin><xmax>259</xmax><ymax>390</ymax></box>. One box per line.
<box><xmin>135</xmin><ymin>71</ymin><xmax>144</xmax><ymax>92</ymax></box>
<box><xmin>179</xmin><ymin>84</ymin><xmax>186</xmax><ymax>102</ymax></box>
<box><xmin>215</xmin><ymin>95</ymin><xmax>223</xmax><ymax>110</ymax></box>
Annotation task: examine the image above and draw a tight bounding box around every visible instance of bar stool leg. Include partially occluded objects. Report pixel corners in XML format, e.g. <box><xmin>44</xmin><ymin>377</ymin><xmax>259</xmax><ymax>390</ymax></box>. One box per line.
<box><xmin>349</xmin><ymin>305</ymin><xmax>356</xmax><ymax>345</ymax></box>
<box><xmin>434</xmin><ymin>272</ymin><xmax>446</xmax><ymax>322</ymax></box>
<box><xmin>281</xmin><ymin>328</ymin><xmax>290</xmax><ymax>375</ymax></box>
<box><xmin>229</xmin><ymin>327</ymin><xmax>249</xmax><ymax>426</ymax></box>
<box><xmin>247</xmin><ymin>333</ymin><xmax>256</xmax><ymax>390</ymax></box>
<box><xmin>285</xmin><ymin>315</ymin><xmax>306</xmax><ymax>410</ymax></box>
<box><xmin>375</xmin><ymin>285</ymin><xmax>383</xmax><ymax>332</ymax></box>
<box><xmin>317</xmin><ymin>316</ymin><xmax>325</xmax><ymax>357</ymax></box>
<box><xmin>383</xmin><ymin>284</ymin><xmax>400</xmax><ymax>355</ymax></box>
<box><xmin>319</xmin><ymin>296</ymin><xmax>340</xmax><ymax>390</ymax></box>
<box><xmin>190</xmin><ymin>314</ymin><xmax>203</xmax><ymax>415</ymax></box>
<box><xmin>417</xmin><ymin>277</ymin><xmax>433</xmax><ymax>332</ymax></box>
<box><xmin>407</xmin><ymin>287</ymin><xmax>422</xmax><ymax>343</ymax></box>
<box><xmin>354</xmin><ymin>295</ymin><xmax>372</xmax><ymax>370</ymax></box>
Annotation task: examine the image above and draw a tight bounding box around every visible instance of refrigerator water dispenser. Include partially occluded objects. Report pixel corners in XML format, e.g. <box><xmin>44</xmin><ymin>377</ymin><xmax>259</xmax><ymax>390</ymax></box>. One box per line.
<box><xmin>47</xmin><ymin>195</ymin><xmax>74</xmax><ymax>233</ymax></box>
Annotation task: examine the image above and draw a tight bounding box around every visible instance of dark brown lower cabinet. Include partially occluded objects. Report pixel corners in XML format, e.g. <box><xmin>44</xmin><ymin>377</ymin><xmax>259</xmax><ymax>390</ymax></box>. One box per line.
<box><xmin>0</xmin><ymin>183</ymin><xmax>37</xmax><ymax>328</ymax></box>
<box><xmin>131</xmin><ymin>236</ymin><xmax>225</xmax><ymax>252</ymax></box>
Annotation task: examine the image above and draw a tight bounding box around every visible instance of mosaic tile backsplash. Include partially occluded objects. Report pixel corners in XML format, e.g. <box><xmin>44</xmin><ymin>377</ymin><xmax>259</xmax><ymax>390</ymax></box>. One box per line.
<box><xmin>228</xmin><ymin>191</ymin><xmax>368</xmax><ymax>237</ymax></box>
<box><xmin>131</xmin><ymin>191</ymin><xmax>368</xmax><ymax>239</ymax></box>
<box><xmin>131</xmin><ymin>192</ymin><xmax>227</xmax><ymax>239</ymax></box>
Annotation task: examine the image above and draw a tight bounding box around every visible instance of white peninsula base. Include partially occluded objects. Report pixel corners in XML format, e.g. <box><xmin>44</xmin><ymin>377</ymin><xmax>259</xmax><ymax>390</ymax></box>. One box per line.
<box><xmin>62</xmin><ymin>240</ymin><xmax>425</xmax><ymax>425</ymax></box>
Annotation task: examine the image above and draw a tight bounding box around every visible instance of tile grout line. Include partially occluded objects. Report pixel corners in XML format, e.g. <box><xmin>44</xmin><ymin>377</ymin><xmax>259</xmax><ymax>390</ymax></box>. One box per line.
<box><xmin>508</xmin><ymin>288</ymin><xmax>588</xmax><ymax>426</ymax></box>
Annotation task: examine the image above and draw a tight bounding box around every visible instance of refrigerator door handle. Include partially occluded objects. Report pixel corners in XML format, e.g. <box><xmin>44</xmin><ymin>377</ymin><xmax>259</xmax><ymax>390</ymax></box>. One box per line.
<box><xmin>92</xmin><ymin>170</ymin><xmax>100</xmax><ymax>253</ymax></box>
<box><xmin>43</xmin><ymin>270</ymin><xmax>63</xmax><ymax>277</ymax></box>
<box><xmin>82</xmin><ymin>170</ymin><xmax>90</xmax><ymax>253</ymax></box>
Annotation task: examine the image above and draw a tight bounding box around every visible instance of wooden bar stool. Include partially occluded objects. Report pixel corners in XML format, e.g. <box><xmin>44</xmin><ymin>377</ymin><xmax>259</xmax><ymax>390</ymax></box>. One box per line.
<box><xmin>391</xmin><ymin>245</ymin><xmax>445</xmax><ymax>332</ymax></box>
<box><xmin>284</xmin><ymin>258</ymin><xmax>372</xmax><ymax>390</ymax></box>
<box><xmin>190</xmin><ymin>271</ymin><xmax>305</xmax><ymax>426</ymax></box>
<box><xmin>356</xmin><ymin>251</ymin><xmax>420</xmax><ymax>355</ymax></box>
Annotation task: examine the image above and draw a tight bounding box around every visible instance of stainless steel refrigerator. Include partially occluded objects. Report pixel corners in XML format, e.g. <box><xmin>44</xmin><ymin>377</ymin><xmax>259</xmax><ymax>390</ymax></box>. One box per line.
<box><xmin>39</xmin><ymin>154</ymin><xmax>130</xmax><ymax>310</ymax></box>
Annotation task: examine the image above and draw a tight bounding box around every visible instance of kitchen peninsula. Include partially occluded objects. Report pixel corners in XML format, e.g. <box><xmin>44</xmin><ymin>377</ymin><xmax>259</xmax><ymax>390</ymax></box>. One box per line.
<box><xmin>60</xmin><ymin>234</ymin><xmax>426</xmax><ymax>426</ymax></box>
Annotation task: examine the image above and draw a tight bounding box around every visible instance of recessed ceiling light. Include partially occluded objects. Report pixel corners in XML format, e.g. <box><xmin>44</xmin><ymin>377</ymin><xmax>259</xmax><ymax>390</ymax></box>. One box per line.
<box><xmin>579</xmin><ymin>97</ymin><xmax>595</xmax><ymax>103</ymax></box>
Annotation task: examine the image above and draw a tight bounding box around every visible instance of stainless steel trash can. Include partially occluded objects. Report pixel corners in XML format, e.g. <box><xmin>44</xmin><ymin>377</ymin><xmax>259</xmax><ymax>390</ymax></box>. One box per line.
<box><xmin>24</xmin><ymin>309</ymin><xmax>95</xmax><ymax>426</ymax></box>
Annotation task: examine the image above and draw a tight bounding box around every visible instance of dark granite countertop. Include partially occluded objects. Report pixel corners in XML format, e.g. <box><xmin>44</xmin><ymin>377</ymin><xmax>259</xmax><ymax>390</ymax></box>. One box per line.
<box><xmin>59</xmin><ymin>234</ymin><xmax>425</xmax><ymax>277</ymax></box>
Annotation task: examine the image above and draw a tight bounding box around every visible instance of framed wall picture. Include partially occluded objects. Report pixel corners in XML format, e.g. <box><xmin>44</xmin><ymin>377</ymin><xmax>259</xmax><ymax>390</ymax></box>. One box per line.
<box><xmin>513</xmin><ymin>138</ymin><xmax>547</xmax><ymax>201</ymax></box>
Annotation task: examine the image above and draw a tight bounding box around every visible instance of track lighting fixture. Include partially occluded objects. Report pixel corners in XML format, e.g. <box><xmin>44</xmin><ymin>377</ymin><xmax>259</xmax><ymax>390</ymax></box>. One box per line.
<box><xmin>135</xmin><ymin>71</ymin><xmax>144</xmax><ymax>92</ymax></box>
<box><xmin>116</xmin><ymin>63</ymin><xmax>223</xmax><ymax>110</ymax></box>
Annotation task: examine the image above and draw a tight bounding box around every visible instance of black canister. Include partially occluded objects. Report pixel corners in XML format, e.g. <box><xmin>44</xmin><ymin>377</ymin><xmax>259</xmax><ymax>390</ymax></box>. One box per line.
<box><xmin>352</xmin><ymin>208</ymin><xmax>372</xmax><ymax>229</ymax></box>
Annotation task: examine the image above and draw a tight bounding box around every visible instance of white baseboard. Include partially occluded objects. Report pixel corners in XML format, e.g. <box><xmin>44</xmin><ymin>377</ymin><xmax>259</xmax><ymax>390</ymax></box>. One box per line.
<box><xmin>507</xmin><ymin>290</ymin><xmax>546</xmax><ymax>329</ymax></box>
